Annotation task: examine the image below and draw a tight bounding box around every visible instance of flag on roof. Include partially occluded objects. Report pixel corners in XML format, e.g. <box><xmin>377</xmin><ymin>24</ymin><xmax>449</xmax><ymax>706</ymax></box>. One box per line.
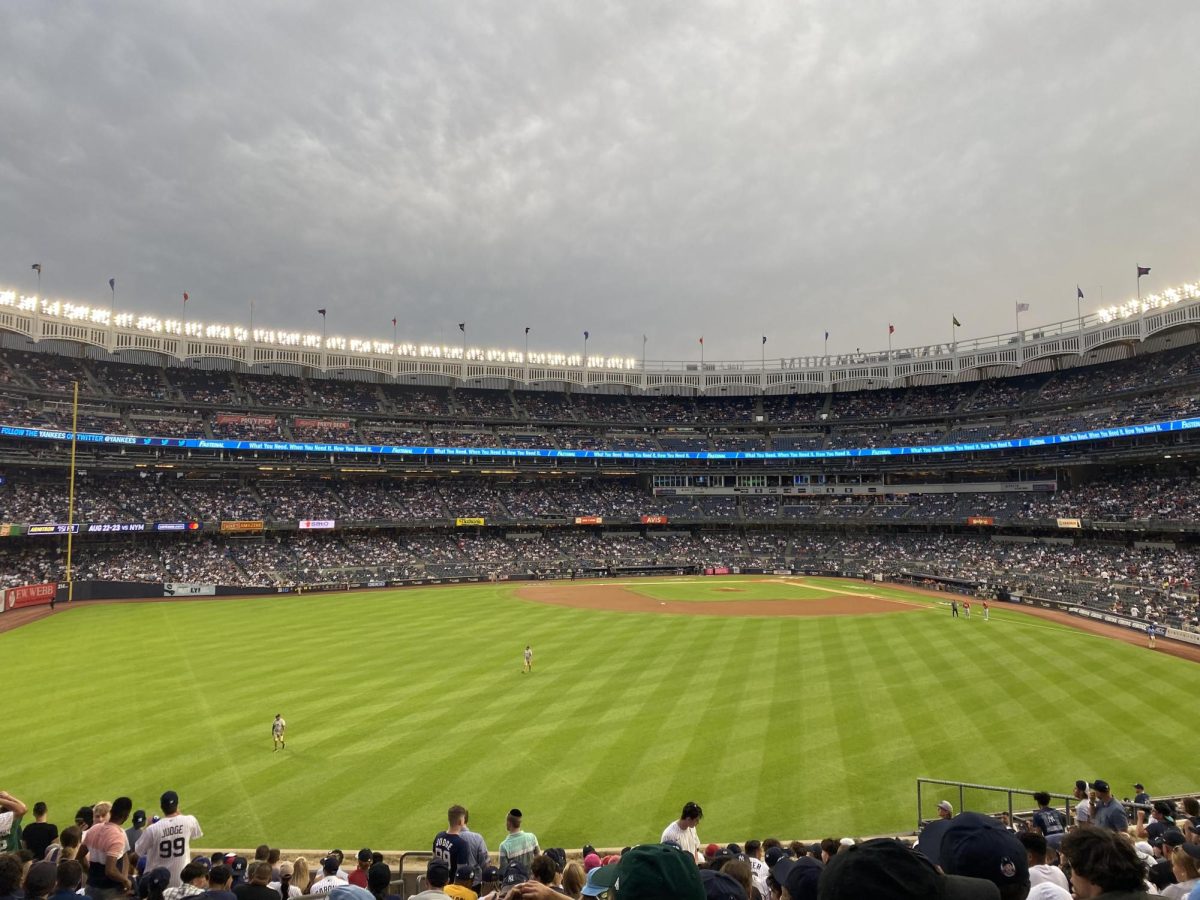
<box><xmin>31</xmin><ymin>263</ymin><xmax>41</xmax><ymax>273</ymax></box>
<box><xmin>1016</xmin><ymin>302</ymin><xmax>1029</xmax><ymax>313</ymax></box>
<box><xmin>888</xmin><ymin>324</ymin><xmax>895</xmax><ymax>335</ymax></box>
<box><xmin>952</xmin><ymin>316</ymin><xmax>961</xmax><ymax>327</ymax></box>
<box><xmin>183</xmin><ymin>292</ymin><xmax>189</xmax><ymax>303</ymax></box>
<box><xmin>458</xmin><ymin>322</ymin><xmax>465</xmax><ymax>332</ymax></box>
<box><xmin>391</xmin><ymin>317</ymin><xmax>397</xmax><ymax>327</ymax></box>
<box><xmin>1077</xmin><ymin>286</ymin><xmax>1084</xmax><ymax>299</ymax></box>
<box><xmin>584</xmin><ymin>330</ymin><xmax>589</xmax><ymax>340</ymax></box>
<box><xmin>317</xmin><ymin>308</ymin><xmax>327</xmax><ymax>317</ymax></box>
<box><xmin>1137</xmin><ymin>265</ymin><xmax>1151</xmax><ymax>278</ymax></box>
<box><xmin>525</xmin><ymin>326</ymin><xmax>530</xmax><ymax>334</ymax></box>
<box><xmin>699</xmin><ymin>336</ymin><xmax>704</xmax><ymax>345</ymax></box>
<box><xmin>108</xmin><ymin>278</ymin><xmax>115</xmax><ymax>291</ymax></box>
<box><xmin>762</xmin><ymin>335</ymin><xmax>767</xmax><ymax>345</ymax></box>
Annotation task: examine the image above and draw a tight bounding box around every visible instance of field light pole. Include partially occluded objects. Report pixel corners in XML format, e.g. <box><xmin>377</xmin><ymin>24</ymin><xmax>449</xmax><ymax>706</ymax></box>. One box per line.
<box><xmin>65</xmin><ymin>381</ymin><xmax>80</xmax><ymax>603</ymax></box>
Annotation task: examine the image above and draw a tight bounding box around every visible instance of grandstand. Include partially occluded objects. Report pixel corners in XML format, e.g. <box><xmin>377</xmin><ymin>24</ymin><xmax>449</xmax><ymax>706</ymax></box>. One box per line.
<box><xmin>4</xmin><ymin>285</ymin><xmax>1200</xmax><ymax>889</ymax></box>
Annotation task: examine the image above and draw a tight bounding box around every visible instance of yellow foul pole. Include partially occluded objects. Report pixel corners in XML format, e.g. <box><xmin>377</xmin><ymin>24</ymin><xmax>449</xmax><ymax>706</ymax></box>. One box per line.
<box><xmin>65</xmin><ymin>380</ymin><xmax>79</xmax><ymax>602</ymax></box>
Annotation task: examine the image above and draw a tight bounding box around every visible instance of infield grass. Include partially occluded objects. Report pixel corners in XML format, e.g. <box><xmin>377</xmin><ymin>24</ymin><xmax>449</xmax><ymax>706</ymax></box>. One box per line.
<box><xmin>3</xmin><ymin>577</ymin><xmax>1192</xmax><ymax>851</ymax></box>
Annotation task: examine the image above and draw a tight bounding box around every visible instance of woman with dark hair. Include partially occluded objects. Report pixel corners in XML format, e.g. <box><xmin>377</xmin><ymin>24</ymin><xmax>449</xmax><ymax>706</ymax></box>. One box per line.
<box><xmin>1059</xmin><ymin>825</ymin><xmax>1149</xmax><ymax>898</ymax></box>
<box><xmin>366</xmin><ymin>862</ymin><xmax>399</xmax><ymax>900</ymax></box>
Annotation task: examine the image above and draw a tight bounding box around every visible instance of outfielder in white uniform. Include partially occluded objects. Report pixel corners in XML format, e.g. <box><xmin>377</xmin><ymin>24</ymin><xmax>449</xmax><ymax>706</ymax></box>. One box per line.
<box><xmin>272</xmin><ymin>714</ymin><xmax>286</xmax><ymax>751</ymax></box>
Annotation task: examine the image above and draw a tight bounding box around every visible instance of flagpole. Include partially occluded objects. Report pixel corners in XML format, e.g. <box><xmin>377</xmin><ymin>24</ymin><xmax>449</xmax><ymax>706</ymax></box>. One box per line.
<box><xmin>887</xmin><ymin>328</ymin><xmax>893</xmax><ymax>354</ymax></box>
<box><xmin>250</xmin><ymin>299</ymin><xmax>255</xmax><ymax>335</ymax></box>
<box><xmin>109</xmin><ymin>278</ymin><xmax>115</xmax><ymax>314</ymax></box>
<box><xmin>524</xmin><ymin>326</ymin><xmax>529</xmax><ymax>361</ymax></box>
<box><xmin>642</xmin><ymin>334</ymin><xmax>647</xmax><ymax>382</ymax></box>
<box><xmin>824</xmin><ymin>332</ymin><xmax>828</xmax><ymax>358</ymax></box>
<box><xmin>33</xmin><ymin>264</ymin><xmax>41</xmax><ymax>297</ymax></box>
<box><xmin>1015</xmin><ymin>302</ymin><xmax>1020</xmax><ymax>332</ymax></box>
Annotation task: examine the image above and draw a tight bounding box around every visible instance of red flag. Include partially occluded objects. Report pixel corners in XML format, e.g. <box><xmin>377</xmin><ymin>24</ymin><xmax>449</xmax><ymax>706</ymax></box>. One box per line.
<box><xmin>699</xmin><ymin>336</ymin><xmax>704</xmax><ymax>345</ymax></box>
<box><xmin>183</xmin><ymin>292</ymin><xmax>189</xmax><ymax>303</ymax></box>
<box><xmin>391</xmin><ymin>317</ymin><xmax>397</xmax><ymax>327</ymax></box>
<box><xmin>888</xmin><ymin>324</ymin><xmax>895</xmax><ymax>335</ymax></box>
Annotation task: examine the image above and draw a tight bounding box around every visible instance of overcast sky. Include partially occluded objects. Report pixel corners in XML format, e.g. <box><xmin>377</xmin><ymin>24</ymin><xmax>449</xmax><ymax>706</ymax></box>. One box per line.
<box><xmin>1</xmin><ymin>1</ymin><xmax>1197</xmax><ymax>363</ymax></box>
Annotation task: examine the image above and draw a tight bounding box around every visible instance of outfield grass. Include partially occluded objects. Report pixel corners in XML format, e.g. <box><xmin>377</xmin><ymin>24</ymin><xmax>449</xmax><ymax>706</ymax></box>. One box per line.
<box><xmin>3</xmin><ymin>578</ymin><xmax>1192</xmax><ymax>851</ymax></box>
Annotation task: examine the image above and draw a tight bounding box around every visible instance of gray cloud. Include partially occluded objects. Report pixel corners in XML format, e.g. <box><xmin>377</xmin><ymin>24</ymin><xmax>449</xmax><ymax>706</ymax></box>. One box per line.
<box><xmin>1</xmin><ymin>1</ymin><xmax>1197</xmax><ymax>365</ymax></box>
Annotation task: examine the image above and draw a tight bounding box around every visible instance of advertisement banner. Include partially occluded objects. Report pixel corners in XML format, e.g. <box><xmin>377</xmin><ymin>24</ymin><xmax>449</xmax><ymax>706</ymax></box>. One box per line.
<box><xmin>293</xmin><ymin>417</ymin><xmax>351</xmax><ymax>429</ymax></box>
<box><xmin>574</xmin><ymin>516</ymin><xmax>604</xmax><ymax>525</ymax></box>
<box><xmin>85</xmin><ymin>523</ymin><xmax>148</xmax><ymax>533</ymax></box>
<box><xmin>163</xmin><ymin>583</ymin><xmax>216</xmax><ymax>597</ymax></box>
<box><xmin>155</xmin><ymin>522</ymin><xmax>202</xmax><ymax>532</ymax></box>
<box><xmin>4</xmin><ymin>583</ymin><xmax>57</xmax><ymax>610</ymax></box>
<box><xmin>640</xmin><ymin>515</ymin><xmax>669</xmax><ymax>525</ymax></box>
<box><xmin>298</xmin><ymin>519</ymin><xmax>336</xmax><ymax>530</ymax></box>
<box><xmin>220</xmin><ymin>520</ymin><xmax>265</xmax><ymax>533</ymax></box>
<box><xmin>455</xmin><ymin>517</ymin><xmax>486</xmax><ymax>527</ymax></box>
<box><xmin>966</xmin><ymin>516</ymin><xmax>995</xmax><ymax>526</ymax></box>
<box><xmin>1056</xmin><ymin>518</ymin><xmax>1082</xmax><ymax>529</ymax></box>
<box><xmin>0</xmin><ymin>524</ymin><xmax>24</xmax><ymax>537</ymax></box>
<box><xmin>215</xmin><ymin>413</ymin><xmax>276</xmax><ymax>426</ymax></box>
<box><xmin>28</xmin><ymin>524</ymin><xmax>79</xmax><ymax>535</ymax></box>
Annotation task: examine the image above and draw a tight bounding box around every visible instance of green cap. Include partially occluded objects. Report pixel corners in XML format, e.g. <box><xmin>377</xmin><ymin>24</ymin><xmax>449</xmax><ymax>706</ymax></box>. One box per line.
<box><xmin>613</xmin><ymin>844</ymin><xmax>704</xmax><ymax>900</ymax></box>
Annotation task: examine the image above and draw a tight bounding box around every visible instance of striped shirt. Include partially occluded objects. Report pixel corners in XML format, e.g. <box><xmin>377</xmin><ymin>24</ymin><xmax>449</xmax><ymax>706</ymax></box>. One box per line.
<box><xmin>498</xmin><ymin>830</ymin><xmax>539</xmax><ymax>872</ymax></box>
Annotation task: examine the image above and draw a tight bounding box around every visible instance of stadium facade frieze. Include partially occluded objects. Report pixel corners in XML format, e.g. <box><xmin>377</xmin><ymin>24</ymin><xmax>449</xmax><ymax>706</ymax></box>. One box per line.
<box><xmin>4</xmin><ymin>279</ymin><xmax>1199</xmax><ymax>393</ymax></box>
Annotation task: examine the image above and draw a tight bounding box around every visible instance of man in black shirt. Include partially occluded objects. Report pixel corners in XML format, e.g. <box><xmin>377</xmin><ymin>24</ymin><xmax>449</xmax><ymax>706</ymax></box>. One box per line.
<box><xmin>22</xmin><ymin>802</ymin><xmax>58</xmax><ymax>861</ymax></box>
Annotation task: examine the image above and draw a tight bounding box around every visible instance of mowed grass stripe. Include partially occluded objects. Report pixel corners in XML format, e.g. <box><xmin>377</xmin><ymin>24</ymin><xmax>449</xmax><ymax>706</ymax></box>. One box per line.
<box><xmin>5</xmin><ymin>581</ymin><xmax>1200</xmax><ymax>848</ymax></box>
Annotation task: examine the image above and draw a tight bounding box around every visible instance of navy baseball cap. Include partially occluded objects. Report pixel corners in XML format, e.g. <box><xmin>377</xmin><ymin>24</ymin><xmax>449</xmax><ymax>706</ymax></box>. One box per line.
<box><xmin>937</xmin><ymin>813</ymin><xmax>1028</xmax><ymax>891</ymax></box>
<box><xmin>481</xmin><ymin>865</ymin><xmax>500</xmax><ymax>882</ymax></box>
<box><xmin>1089</xmin><ymin>779</ymin><xmax>1110</xmax><ymax>793</ymax></box>
<box><xmin>455</xmin><ymin>864</ymin><xmax>474</xmax><ymax>881</ymax></box>
<box><xmin>132</xmin><ymin>810</ymin><xmax>147</xmax><ymax>827</ymax></box>
<box><xmin>500</xmin><ymin>862</ymin><xmax>528</xmax><ymax>887</ymax></box>
<box><xmin>816</xmin><ymin>838</ymin><xmax>1000</xmax><ymax>900</ymax></box>
<box><xmin>700</xmin><ymin>868</ymin><xmax>747</xmax><ymax>900</ymax></box>
<box><xmin>160</xmin><ymin>791</ymin><xmax>179</xmax><ymax>813</ymax></box>
<box><xmin>357</xmin><ymin>849</ymin><xmax>372</xmax><ymax>863</ymax></box>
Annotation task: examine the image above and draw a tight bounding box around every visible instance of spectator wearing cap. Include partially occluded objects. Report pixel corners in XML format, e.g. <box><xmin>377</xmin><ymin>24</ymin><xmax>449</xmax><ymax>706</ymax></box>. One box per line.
<box><xmin>349</xmin><ymin>850</ymin><xmax>373</xmax><ymax>889</ymax></box>
<box><xmin>1060</xmin><ymin>825</ymin><xmax>1150</xmax><ymax>898</ymax></box>
<box><xmin>699</xmin><ymin>867</ymin><xmax>746</xmax><ymax>900</ymax></box>
<box><xmin>366</xmin><ymin>862</ymin><xmax>399</xmax><ymax>900</ymax></box>
<box><xmin>478</xmin><ymin>866</ymin><xmax>500</xmax><ymax>897</ymax></box>
<box><xmin>234</xmin><ymin>862</ymin><xmax>277</xmax><ymax>900</ymax></box>
<box><xmin>268</xmin><ymin>862</ymin><xmax>299</xmax><ymax>900</ymax></box>
<box><xmin>445</xmin><ymin>863</ymin><xmax>478</xmax><ymax>900</ymax></box>
<box><xmin>413</xmin><ymin>858</ymin><xmax>452</xmax><ymax>899</ymax></box>
<box><xmin>1167</xmin><ymin>845</ymin><xmax>1200</xmax><ymax>899</ymax></box>
<box><xmin>1018</xmin><ymin>832</ymin><xmax>1070</xmax><ymax>893</ymax></box>
<box><xmin>938</xmin><ymin>801</ymin><xmax>955</xmax><ymax>820</ymax></box>
<box><xmin>661</xmin><ymin>802</ymin><xmax>705</xmax><ymax>865</ymax></box>
<box><xmin>311</xmin><ymin>857</ymin><xmax>349</xmax><ymax>894</ymax></box>
<box><xmin>125</xmin><ymin>810</ymin><xmax>146</xmax><ymax>866</ymax></box>
<box><xmin>435</xmin><ymin>807</ymin><xmax>471</xmax><ymax>879</ymax></box>
<box><xmin>134</xmin><ymin>791</ymin><xmax>204</xmax><ymax>887</ymax></box>
<box><xmin>1090</xmin><ymin>780</ymin><xmax>1129</xmax><ymax>833</ymax></box>
<box><xmin>498</xmin><ymin>810</ymin><xmax>539</xmax><ymax>875</ymax></box>
<box><xmin>817</xmin><ymin>837</ymin><xmax>1000</xmax><ymax>899</ymax></box>
<box><xmin>930</xmin><ymin>812</ymin><xmax>1030</xmax><ymax>900</ymax></box>
<box><xmin>21</xmin><ymin>803</ymin><xmax>58</xmax><ymax>861</ymax></box>
<box><xmin>198</xmin><ymin>864</ymin><xmax>236</xmax><ymax>900</ymax></box>
<box><xmin>1134</xmin><ymin>784</ymin><xmax>1151</xmax><ymax>806</ymax></box>
<box><xmin>165</xmin><ymin>862</ymin><xmax>209</xmax><ymax>900</ymax></box>
<box><xmin>1140</xmin><ymin>801</ymin><xmax>1177</xmax><ymax>844</ymax></box>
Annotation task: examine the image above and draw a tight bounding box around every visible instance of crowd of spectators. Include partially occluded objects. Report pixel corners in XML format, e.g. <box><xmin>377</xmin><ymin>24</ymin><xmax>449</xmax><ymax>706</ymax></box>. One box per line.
<box><xmin>5</xmin><ymin>470</ymin><xmax>1200</xmax><ymax>529</ymax></box>
<box><xmin>4</xmin><ymin>782</ymin><xmax>1200</xmax><ymax>900</ymax></box>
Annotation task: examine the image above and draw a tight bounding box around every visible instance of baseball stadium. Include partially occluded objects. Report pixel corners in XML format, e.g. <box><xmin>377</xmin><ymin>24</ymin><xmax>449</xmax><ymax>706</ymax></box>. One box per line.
<box><xmin>6</xmin><ymin>5</ymin><xmax>1200</xmax><ymax>897</ymax></box>
<box><xmin>3</xmin><ymin>278</ymin><xmax>1200</xmax><ymax>890</ymax></box>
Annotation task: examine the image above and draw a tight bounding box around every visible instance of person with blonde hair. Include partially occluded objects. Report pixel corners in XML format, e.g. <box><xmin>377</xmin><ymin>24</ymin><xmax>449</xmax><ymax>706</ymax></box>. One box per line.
<box><xmin>291</xmin><ymin>857</ymin><xmax>312</xmax><ymax>895</ymax></box>
<box><xmin>559</xmin><ymin>863</ymin><xmax>585</xmax><ymax>899</ymax></box>
<box><xmin>1165</xmin><ymin>846</ymin><xmax>1200</xmax><ymax>899</ymax></box>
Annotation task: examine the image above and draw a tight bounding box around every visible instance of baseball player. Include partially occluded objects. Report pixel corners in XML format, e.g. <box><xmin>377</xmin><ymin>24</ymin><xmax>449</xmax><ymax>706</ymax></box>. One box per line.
<box><xmin>522</xmin><ymin>645</ymin><xmax>533</xmax><ymax>674</ymax></box>
<box><xmin>272</xmin><ymin>714</ymin><xmax>286</xmax><ymax>751</ymax></box>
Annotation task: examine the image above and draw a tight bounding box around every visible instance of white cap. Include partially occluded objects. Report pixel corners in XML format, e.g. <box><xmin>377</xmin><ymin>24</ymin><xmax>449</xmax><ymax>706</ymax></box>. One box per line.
<box><xmin>838</xmin><ymin>837</ymin><xmax>855</xmax><ymax>847</ymax></box>
<box><xmin>937</xmin><ymin>800</ymin><xmax>954</xmax><ymax>813</ymax></box>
